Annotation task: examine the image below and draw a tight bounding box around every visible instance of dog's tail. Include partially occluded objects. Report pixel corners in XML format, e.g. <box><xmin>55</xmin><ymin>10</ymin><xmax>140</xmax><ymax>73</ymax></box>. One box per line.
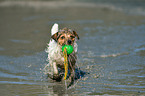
<box><xmin>51</xmin><ymin>23</ymin><xmax>59</xmax><ymax>36</ymax></box>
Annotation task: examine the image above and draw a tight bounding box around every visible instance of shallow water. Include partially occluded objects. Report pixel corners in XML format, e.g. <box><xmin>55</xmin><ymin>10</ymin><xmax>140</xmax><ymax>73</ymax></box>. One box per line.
<box><xmin>0</xmin><ymin>1</ymin><xmax>145</xmax><ymax>95</ymax></box>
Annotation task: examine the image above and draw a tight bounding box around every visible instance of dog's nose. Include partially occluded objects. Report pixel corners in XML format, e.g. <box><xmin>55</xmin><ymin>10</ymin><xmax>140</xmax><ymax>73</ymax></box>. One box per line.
<box><xmin>67</xmin><ymin>40</ymin><xmax>72</xmax><ymax>45</ymax></box>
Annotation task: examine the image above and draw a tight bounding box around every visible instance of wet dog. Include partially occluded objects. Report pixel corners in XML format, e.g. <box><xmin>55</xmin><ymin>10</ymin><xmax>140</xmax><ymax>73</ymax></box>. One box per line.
<box><xmin>46</xmin><ymin>23</ymin><xmax>79</xmax><ymax>85</ymax></box>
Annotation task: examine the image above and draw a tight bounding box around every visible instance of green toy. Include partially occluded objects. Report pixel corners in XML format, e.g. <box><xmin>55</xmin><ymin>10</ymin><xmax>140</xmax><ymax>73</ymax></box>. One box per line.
<box><xmin>62</xmin><ymin>45</ymin><xmax>73</xmax><ymax>55</ymax></box>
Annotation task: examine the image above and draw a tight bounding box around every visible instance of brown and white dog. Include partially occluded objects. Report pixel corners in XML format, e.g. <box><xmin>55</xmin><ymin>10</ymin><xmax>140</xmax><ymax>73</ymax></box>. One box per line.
<box><xmin>46</xmin><ymin>23</ymin><xmax>79</xmax><ymax>84</ymax></box>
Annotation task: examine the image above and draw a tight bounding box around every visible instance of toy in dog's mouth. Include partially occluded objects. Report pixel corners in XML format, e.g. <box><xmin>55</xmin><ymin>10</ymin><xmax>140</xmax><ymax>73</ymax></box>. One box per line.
<box><xmin>63</xmin><ymin>47</ymin><xmax>68</xmax><ymax>80</ymax></box>
<box><xmin>62</xmin><ymin>45</ymin><xmax>73</xmax><ymax>55</ymax></box>
<box><xmin>62</xmin><ymin>45</ymin><xmax>73</xmax><ymax>80</ymax></box>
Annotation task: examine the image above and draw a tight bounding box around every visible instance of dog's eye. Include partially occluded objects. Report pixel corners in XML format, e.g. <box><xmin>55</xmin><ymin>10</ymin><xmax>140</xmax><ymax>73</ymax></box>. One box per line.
<box><xmin>61</xmin><ymin>36</ymin><xmax>65</xmax><ymax>39</ymax></box>
<box><xmin>70</xmin><ymin>36</ymin><xmax>75</xmax><ymax>39</ymax></box>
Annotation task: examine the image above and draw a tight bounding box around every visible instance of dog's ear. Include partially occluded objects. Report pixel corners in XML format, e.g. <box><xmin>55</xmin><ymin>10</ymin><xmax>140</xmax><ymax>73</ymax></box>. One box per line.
<box><xmin>51</xmin><ymin>32</ymin><xmax>59</xmax><ymax>42</ymax></box>
<box><xmin>73</xmin><ymin>31</ymin><xmax>80</xmax><ymax>40</ymax></box>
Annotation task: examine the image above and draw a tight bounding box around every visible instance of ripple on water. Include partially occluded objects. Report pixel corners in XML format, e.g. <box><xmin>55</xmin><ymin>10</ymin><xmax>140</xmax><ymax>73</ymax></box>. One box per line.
<box><xmin>134</xmin><ymin>47</ymin><xmax>145</xmax><ymax>56</ymax></box>
<box><xmin>10</xmin><ymin>39</ymin><xmax>32</xmax><ymax>44</ymax></box>
<box><xmin>0</xmin><ymin>47</ymin><xmax>5</xmax><ymax>51</ymax></box>
<box><xmin>0</xmin><ymin>52</ymin><xmax>48</xmax><ymax>86</ymax></box>
<box><xmin>48</xmin><ymin>19</ymin><xmax>104</xmax><ymax>25</ymax></box>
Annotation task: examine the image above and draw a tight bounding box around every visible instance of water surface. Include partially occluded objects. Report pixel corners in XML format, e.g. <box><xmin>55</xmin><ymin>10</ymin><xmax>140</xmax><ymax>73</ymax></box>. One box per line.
<box><xmin>0</xmin><ymin>1</ymin><xmax>145</xmax><ymax>95</ymax></box>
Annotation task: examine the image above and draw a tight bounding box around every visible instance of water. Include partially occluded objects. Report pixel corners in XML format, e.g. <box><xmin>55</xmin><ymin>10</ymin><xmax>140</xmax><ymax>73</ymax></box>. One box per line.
<box><xmin>0</xmin><ymin>1</ymin><xmax>145</xmax><ymax>95</ymax></box>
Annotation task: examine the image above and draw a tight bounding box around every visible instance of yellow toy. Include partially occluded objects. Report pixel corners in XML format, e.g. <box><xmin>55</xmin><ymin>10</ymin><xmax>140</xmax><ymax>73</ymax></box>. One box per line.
<box><xmin>63</xmin><ymin>48</ymin><xmax>68</xmax><ymax>80</ymax></box>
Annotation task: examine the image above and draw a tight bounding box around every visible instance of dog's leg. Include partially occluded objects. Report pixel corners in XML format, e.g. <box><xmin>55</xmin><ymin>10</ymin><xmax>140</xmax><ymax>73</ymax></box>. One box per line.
<box><xmin>67</xmin><ymin>58</ymin><xmax>75</xmax><ymax>88</ymax></box>
<box><xmin>52</xmin><ymin>62</ymin><xmax>60</xmax><ymax>79</ymax></box>
<box><xmin>53</xmin><ymin>62</ymin><xmax>58</xmax><ymax>75</ymax></box>
<box><xmin>48</xmin><ymin>61</ymin><xmax>63</xmax><ymax>81</ymax></box>
<box><xmin>70</xmin><ymin>65</ymin><xmax>75</xmax><ymax>81</ymax></box>
<box><xmin>47</xmin><ymin>61</ymin><xmax>58</xmax><ymax>79</ymax></box>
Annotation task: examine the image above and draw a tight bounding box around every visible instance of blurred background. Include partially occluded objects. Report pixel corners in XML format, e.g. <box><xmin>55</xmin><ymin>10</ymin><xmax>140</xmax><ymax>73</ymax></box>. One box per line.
<box><xmin>0</xmin><ymin>0</ymin><xmax>145</xmax><ymax>95</ymax></box>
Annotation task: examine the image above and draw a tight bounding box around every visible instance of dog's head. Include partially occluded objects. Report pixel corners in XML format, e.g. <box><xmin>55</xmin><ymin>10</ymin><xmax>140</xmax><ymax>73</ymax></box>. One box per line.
<box><xmin>51</xmin><ymin>28</ymin><xmax>79</xmax><ymax>46</ymax></box>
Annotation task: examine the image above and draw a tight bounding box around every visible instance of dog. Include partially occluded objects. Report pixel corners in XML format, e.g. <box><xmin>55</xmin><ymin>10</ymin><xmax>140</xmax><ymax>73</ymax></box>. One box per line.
<box><xmin>46</xmin><ymin>23</ymin><xmax>79</xmax><ymax>84</ymax></box>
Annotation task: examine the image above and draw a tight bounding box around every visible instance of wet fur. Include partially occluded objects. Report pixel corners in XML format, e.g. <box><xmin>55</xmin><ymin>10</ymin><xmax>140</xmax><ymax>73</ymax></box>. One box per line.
<box><xmin>46</xmin><ymin>24</ymin><xmax>79</xmax><ymax>84</ymax></box>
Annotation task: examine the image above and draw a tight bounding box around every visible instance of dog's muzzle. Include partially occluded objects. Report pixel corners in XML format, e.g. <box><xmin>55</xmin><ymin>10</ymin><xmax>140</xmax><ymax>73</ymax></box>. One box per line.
<box><xmin>67</xmin><ymin>40</ymin><xmax>72</xmax><ymax>45</ymax></box>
